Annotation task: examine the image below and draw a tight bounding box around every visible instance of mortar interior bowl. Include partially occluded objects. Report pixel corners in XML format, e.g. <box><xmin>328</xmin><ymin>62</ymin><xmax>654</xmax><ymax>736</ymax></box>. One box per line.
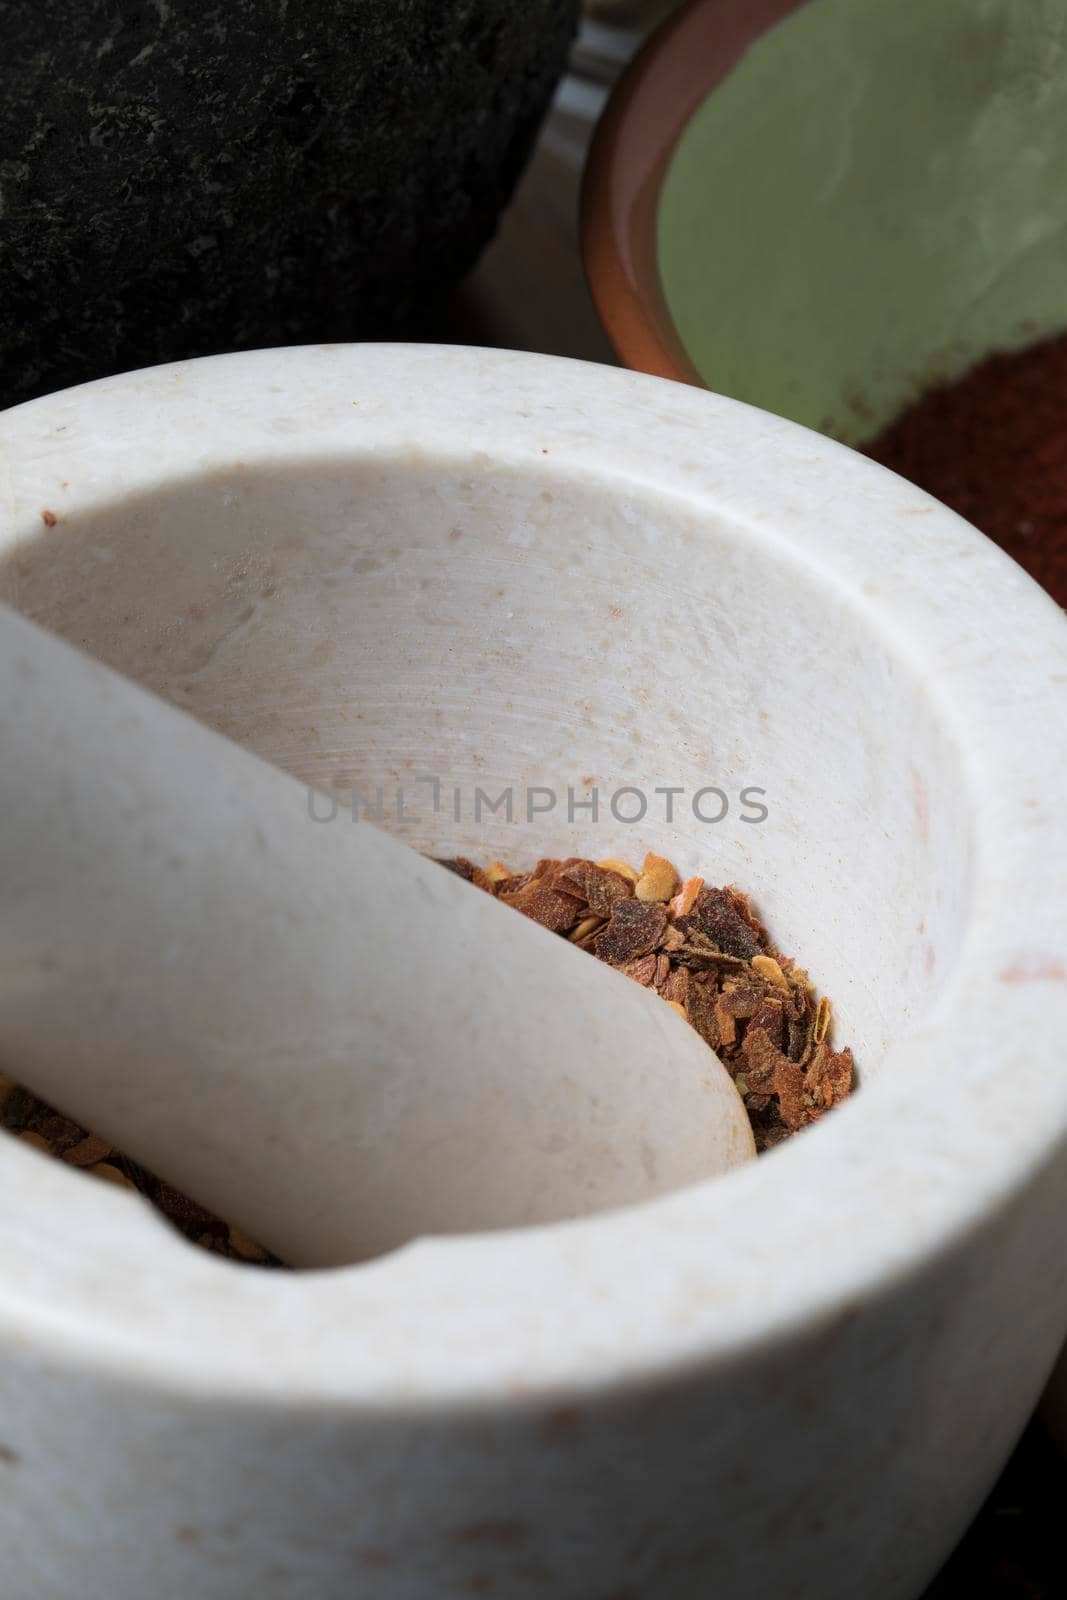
<box><xmin>0</xmin><ymin>344</ymin><xmax>1064</xmax><ymax>1600</ymax></box>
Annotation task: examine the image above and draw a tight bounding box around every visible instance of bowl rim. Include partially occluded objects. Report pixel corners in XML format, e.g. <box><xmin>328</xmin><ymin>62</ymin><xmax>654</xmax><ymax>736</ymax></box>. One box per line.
<box><xmin>0</xmin><ymin>341</ymin><xmax>1065</xmax><ymax>1409</ymax></box>
<box><xmin>580</xmin><ymin>0</ymin><xmax>808</xmax><ymax>386</ymax></box>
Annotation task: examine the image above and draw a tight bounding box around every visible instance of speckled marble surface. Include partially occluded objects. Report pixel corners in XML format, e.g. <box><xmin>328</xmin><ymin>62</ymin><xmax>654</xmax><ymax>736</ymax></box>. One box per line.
<box><xmin>0</xmin><ymin>0</ymin><xmax>576</xmax><ymax>406</ymax></box>
<box><xmin>0</xmin><ymin>5</ymin><xmax>1065</xmax><ymax>1589</ymax></box>
<box><xmin>454</xmin><ymin>41</ymin><xmax>1067</xmax><ymax>1594</ymax></box>
<box><xmin>0</xmin><ymin>343</ymin><xmax>1064</xmax><ymax>1598</ymax></box>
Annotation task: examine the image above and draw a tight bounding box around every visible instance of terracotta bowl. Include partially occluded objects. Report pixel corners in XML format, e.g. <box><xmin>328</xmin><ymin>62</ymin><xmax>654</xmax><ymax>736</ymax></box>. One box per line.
<box><xmin>581</xmin><ymin>0</ymin><xmax>801</xmax><ymax>388</ymax></box>
<box><xmin>582</xmin><ymin>0</ymin><xmax>1067</xmax><ymax>445</ymax></box>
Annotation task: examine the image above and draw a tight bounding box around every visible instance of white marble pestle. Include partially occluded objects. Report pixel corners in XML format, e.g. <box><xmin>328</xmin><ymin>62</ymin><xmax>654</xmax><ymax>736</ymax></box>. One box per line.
<box><xmin>0</xmin><ymin>603</ymin><xmax>754</xmax><ymax>1267</ymax></box>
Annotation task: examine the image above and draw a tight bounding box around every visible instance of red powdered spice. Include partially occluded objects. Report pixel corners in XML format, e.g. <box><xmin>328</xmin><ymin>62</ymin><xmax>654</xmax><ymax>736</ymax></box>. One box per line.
<box><xmin>866</xmin><ymin>332</ymin><xmax>1067</xmax><ymax>608</ymax></box>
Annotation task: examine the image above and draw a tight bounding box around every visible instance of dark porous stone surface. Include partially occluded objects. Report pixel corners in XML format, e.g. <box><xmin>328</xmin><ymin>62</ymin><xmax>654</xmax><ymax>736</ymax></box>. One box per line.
<box><xmin>0</xmin><ymin>0</ymin><xmax>577</xmax><ymax>405</ymax></box>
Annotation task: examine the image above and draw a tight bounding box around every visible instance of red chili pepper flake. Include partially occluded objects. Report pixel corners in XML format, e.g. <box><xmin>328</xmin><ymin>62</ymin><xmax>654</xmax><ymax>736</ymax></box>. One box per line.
<box><xmin>0</xmin><ymin>1069</ymin><xmax>279</xmax><ymax>1267</ymax></box>
<box><xmin>448</xmin><ymin>852</ymin><xmax>855</xmax><ymax>1155</ymax></box>
<box><xmin>866</xmin><ymin>332</ymin><xmax>1067</xmax><ymax>607</ymax></box>
<box><xmin>0</xmin><ymin>849</ymin><xmax>856</xmax><ymax>1268</ymax></box>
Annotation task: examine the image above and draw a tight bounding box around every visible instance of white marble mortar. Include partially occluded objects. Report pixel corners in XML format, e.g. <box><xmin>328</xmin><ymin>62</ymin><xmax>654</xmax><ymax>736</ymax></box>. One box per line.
<box><xmin>0</xmin><ymin>344</ymin><xmax>1064</xmax><ymax>1599</ymax></box>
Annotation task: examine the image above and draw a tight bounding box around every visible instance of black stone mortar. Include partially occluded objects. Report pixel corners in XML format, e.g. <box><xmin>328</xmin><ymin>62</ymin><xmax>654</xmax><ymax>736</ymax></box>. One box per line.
<box><xmin>0</xmin><ymin>0</ymin><xmax>577</xmax><ymax>406</ymax></box>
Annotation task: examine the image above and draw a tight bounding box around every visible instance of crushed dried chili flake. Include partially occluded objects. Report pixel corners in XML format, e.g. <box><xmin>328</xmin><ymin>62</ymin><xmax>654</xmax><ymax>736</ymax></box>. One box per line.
<box><xmin>0</xmin><ymin>1070</ymin><xmax>277</xmax><ymax>1267</ymax></box>
<box><xmin>437</xmin><ymin>850</ymin><xmax>855</xmax><ymax>1153</ymax></box>
<box><xmin>0</xmin><ymin>849</ymin><xmax>854</xmax><ymax>1267</ymax></box>
<box><xmin>865</xmin><ymin>331</ymin><xmax>1067</xmax><ymax>608</ymax></box>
